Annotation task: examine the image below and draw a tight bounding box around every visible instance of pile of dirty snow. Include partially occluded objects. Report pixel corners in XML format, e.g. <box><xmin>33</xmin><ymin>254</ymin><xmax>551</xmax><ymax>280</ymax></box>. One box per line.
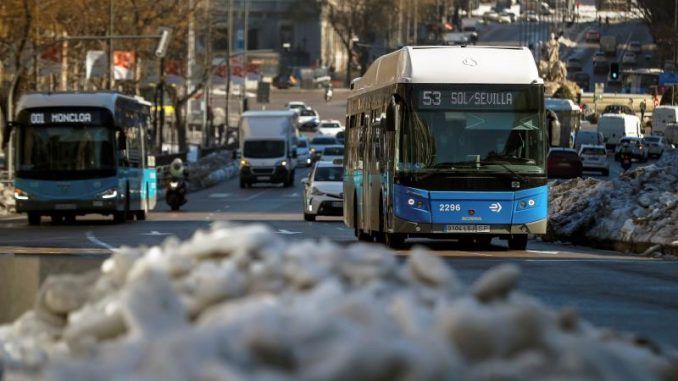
<box><xmin>0</xmin><ymin>181</ymin><xmax>14</xmax><ymax>216</ymax></box>
<box><xmin>158</xmin><ymin>152</ymin><xmax>237</xmax><ymax>195</ymax></box>
<box><xmin>2</xmin><ymin>224</ymin><xmax>677</xmax><ymax>381</ymax></box>
<box><xmin>548</xmin><ymin>151</ymin><xmax>678</xmax><ymax>253</ymax></box>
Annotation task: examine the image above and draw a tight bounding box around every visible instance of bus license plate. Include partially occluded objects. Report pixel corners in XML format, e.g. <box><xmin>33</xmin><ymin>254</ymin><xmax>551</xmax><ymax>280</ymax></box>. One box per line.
<box><xmin>256</xmin><ymin>176</ymin><xmax>270</xmax><ymax>181</ymax></box>
<box><xmin>445</xmin><ymin>225</ymin><xmax>490</xmax><ymax>233</ymax></box>
<box><xmin>55</xmin><ymin>204</ymin><xmax>77</xmax><ymax>210</ymax></box>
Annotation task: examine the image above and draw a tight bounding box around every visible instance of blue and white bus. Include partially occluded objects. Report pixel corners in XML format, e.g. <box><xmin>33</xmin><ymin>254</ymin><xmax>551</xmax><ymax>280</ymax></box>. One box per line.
<box><xmin>344</xmin><ymin>46</ymin><xmax>555</xmax><ymax>249</ymax></box>
<box><xmin>11</xmin><ymin>92</ymin><xmax>157</xmax><ymax>225</ymax></box>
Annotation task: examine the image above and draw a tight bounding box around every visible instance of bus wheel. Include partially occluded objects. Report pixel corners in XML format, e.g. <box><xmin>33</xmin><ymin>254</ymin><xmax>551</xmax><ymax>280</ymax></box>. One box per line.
<box><xmin>508</xmin><ymin>235</ymin><xmax>528</xmax><ymax>250</ymax></box>
<box><xmin>384</xmin><ymin>233</ymin><xmax>405</xmax><ymax>249</ymax></box>
<box><xmin>135</xmin><ymin>210</ymin><xmax>146</xmax><ymax>221</ymax></box>
<box><xmin>125</xmin><ymin>189</ymin><xmax>133</xmax><ymax>220</ymax></box>
<box><xmin>28</xmin><ymin>213</ymin><xmax>41</xmax><ymax>226</ymax></box>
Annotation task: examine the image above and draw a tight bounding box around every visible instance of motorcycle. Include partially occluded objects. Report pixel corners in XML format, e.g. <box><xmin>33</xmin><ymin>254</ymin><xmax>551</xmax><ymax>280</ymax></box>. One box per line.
<box><xmin>620</xmin><ymin>153</ymin><xmax>633</xmax><ymax>171</ymax></box>
<box><xmin>166</xmin><ymin>178</ymin><xmax>187</xmax><ymax>211</ymax></box>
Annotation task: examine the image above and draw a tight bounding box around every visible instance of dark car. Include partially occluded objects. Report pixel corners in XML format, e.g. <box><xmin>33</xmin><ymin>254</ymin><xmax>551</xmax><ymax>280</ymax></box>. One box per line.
<box><xmin>585</xmin><ymin>30</ymin><xmax>601</xmax><ymax>43</ymax></box>
<box><xmin>299</xmin><ymin>119</ymin><xmax>319</xmax><ymax>132</ymax></box>
<box><xmin>602</xmin><ymin>104</ymin><xmax>635</xmax><ymax>115</ymax></box>
<box><xmin>547</xmin><ymin>148</ymin><xmax>583</xmax><ymax>179</ymax></box>
<box><xmin>335</xmin><ymin>130</ymin><xmax>345</xmax><ymax>145</ymax></box>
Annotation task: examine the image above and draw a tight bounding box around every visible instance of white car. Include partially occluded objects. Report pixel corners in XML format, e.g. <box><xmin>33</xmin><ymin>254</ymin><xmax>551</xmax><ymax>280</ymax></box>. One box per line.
<box><xmin>642</xmin><ymin>136</ymin><xmax>668</xmax><ymax>158</ymax></box>
<box><xmin>286</xmin><ymin>101</ymin><xmax>307</xmax><ymax>113</ymax></box>
<box><xmin>578</xmin><ymin>144</ymin><xmax>609</xmax><ymax>176</ymax></box>
<box><xmin>497</xmin><ymin>14</ymin><xmax>512</xmax><ymax>24</ymax></box>
<box><xmin>317</xmin><ymin>120</ymin><xmax>344</xmax><ymax>137</ymax></box>
<box><xmin>309</xmin><ymin>135</ymin><xmax>339</xmax><ymax>161</ymax></box>
<box><xmin>298</xmin><ymin>107</ymin><xmax>319</xmax><ymax>129</ymax></box>
<box><xmin>296</xmin><ymin>136</ymin><xmax>312</xmax><ymax>167</ymax></box>
<box><xmin>319</xmin><ymin>145</ymin><xmax>344</xmax><ymax>162</ymax></box>
<box><xmin>301</xmin><ymin>161</ymin><xmax>344</xmax><ymax>221</ymax></box>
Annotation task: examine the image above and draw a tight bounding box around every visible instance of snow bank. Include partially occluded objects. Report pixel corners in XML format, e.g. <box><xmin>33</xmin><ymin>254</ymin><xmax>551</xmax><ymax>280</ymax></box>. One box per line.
<box><xmin>0</xmin><ymin>182</ymin><xmax>14</xmax><ymax>216</ymax></box>
<box><xmin>548</xmin><ymin>151</ymin><xmax>678</xmax><ymax>252</ymax></box>
<box><xmin>2</xmin><ymin>224</ymin><xmax>677</xmax><ymax>380</ymax></box>
<box><xmin>158</xmin><ymin>152</ymin><xmax>238</xmax><ymax>198</ymax></box>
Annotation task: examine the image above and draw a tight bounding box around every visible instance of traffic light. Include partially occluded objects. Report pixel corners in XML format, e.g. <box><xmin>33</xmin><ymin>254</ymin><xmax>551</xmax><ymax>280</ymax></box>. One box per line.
<box><xmin>610</xmin><ymin>62</ymin><xmax>620</xmax><ymax>81</ymax></box>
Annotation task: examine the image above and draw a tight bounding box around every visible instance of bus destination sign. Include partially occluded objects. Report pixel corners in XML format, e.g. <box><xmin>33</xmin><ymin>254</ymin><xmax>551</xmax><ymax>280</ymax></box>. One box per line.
<box><xmin>29</xmin><ymin>111</ymin><xmax>101</xmax><ymax>125</ymax></box>
<box><xmin>417</xmin><ymin>90</ymin><xmax>536</xmax><ymax>111</ymax></box>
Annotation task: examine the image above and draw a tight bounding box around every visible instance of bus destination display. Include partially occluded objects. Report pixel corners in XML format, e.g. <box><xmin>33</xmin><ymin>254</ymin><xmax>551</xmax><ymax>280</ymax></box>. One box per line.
<box><xmin>28</xmin><ymin>111</ymin><xmax>101</xmax><ymax>125</ymax></box>
<box><xmin>417</xmin><ymin>90</ymin><xmax>537</xmax><ymax>111</ymax></box>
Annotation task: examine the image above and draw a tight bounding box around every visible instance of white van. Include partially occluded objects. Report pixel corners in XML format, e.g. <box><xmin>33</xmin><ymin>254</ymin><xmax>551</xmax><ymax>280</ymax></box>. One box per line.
<box><xmin>597</xmin><ymin>114</ymin><xmax>642</xmax><ymax>148</ymax></box>
<box><xmin>651</xmin><ymin>105</ymin><xmax>678</xmax><ymax>136</ymax></box>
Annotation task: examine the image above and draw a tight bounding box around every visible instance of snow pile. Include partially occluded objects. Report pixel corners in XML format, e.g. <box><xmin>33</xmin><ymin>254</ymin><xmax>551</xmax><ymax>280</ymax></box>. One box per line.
<box><xmin>548</xmin><ymin>151</ymin><xmax>678</xmax><ymax>250</ymax></box>
<box><xmin>0</xmin><ymin>181</ymin><xmax>14</xmax><ymax>216</ymax></box>
<box><xmin>2</xmin><ymin>224</ymin><xmax>677</xmax><ymax>381</ymax></box>
<box><xmin>185</xmin><ymin>152</ymin><xmax>237</xmax><ymax>191</ymax></box>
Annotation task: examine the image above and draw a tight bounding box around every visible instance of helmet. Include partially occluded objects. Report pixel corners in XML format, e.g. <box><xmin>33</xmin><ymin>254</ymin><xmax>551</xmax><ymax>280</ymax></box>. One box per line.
<box><xmin>171</xmin><ymin>158</ymin><xmax>183</xmax><ymax>171</ymax></box>
<box><xmin>170</xmin><ymin>158</ymin><xmax>185</xmax><ymax>178</ymax></box>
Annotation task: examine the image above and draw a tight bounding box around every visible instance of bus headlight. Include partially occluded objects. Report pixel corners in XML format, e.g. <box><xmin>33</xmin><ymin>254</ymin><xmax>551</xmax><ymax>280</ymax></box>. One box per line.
<box><xmin>14</xmin><ymin>188</ymin><xmax>29</xmax><ymax>200</ymax></box>
<box><xmin>100</xmin><ymin>188</ymin><xmax>118</xmax><ymax>199</ymax></box>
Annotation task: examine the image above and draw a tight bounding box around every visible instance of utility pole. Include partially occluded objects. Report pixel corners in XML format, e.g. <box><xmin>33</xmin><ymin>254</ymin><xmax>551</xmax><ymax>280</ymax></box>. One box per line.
<box><xmin>108</xmin><ymin>0</ymin><xmax>114</xmax><ymax>89</ymax></box>
<box><xmin>226</xmin><ymin>0</ymin><xmax>233</xmax><ymax>136</ymax></box>
<box><xmin>203</xmin><ymin>0</ymin><xmax>212</xmax><ymax>147</ymax></box>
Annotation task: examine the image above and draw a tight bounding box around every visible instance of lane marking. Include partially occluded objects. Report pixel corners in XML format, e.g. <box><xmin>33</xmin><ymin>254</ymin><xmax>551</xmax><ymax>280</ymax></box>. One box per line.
<box><xmin>141</xmin><ymin>231</ymin><xmax>172</xmax><ymax>236</ymax></box>
<box><xmin>85</xmin><ymin>231</ymin><xmax>117</xmax><ymax>251</ymax></box>
<box><xmin>244</xmin><ymin>190</ymin><xmax>269</xmax><ymax>201</ymax></box>
<box><xmin>527</xmin><ymin>250</ymin><xmax>560</xmax><ymax>255</ymax></box>
<box><xmin>276</xmin><ymin>229</ymin><xmax>302</xmax><ymax>235</ymax></box>
<box><xmin>209</xmin><ymin>193</ymin><xmax>232</xmax><ymax>198</ymax></box>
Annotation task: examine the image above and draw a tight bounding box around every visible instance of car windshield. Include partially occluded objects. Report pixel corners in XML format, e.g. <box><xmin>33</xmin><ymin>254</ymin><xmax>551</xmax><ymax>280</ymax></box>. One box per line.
<box><xmin>644</xmin><ymin>137</ymin><xmax>660</xmax><ymax>142</ymax></box>
<box><xmin>581</xmin><ymin>147</ymin><xmax>606</xmax><ymax>155</ymax></box>
<box><xmin>312</xmin><ymin>137</ymin><xmax>337</xmax><ymax>145</ymax></box>
<box><xmin>288</xmin><ymin>104</ymin><xmax>305</xmax><ymax>110</ymax></box>
<box><xmin>314</xmin><ymin>166</ymin><xmax>344</xmax><ymax>181</ymax></box>
<box><xmin>400</xmin><ymin>109</ymin><xmax>545</xmax><ymax>174</ymax></box>
<box><xmin>320</xmin><ymin>123</ymin><xmax>340</xmax><ymax>128</ymax></box>
<box><xmin>300</xmin><ymin>109</ymin><xmax>316</xmax><ymax>116</ymax></box>
<box><xmin>297</xmin><ymin>140</ymin><xmax>308</xmax><ymax>148</ymax></box>
<box><xmin>243</xmin><ymin>140</ymin><xmax>285</xmax><ymax>158</ymax></box>
<box><xmin>18</xmin><ymin>126</ymin><xmax>115</xmax><ymax>179</ymax></box>
<box><xmin>323</xmin><ymin>147</ymin><xmax>344</xmax><ymax>156</ymax></box>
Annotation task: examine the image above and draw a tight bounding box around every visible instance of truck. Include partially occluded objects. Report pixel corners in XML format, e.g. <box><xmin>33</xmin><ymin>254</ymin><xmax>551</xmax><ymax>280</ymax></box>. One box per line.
<box><xmin>600</xmin><ymin>35</ymin><xmax>617</xmax><ymax>57</ymax></box>
<box><xmin>238</xmin><ymin>110</ymin><xmax>298</xmax><ymax>188</ymax></box>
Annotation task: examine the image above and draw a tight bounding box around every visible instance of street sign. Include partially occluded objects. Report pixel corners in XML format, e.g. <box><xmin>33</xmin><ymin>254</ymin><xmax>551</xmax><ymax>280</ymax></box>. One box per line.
<box><xmin>257</xmin><ymin>81</ymin><xmax>270</xmax><ymax>103</ymax></box>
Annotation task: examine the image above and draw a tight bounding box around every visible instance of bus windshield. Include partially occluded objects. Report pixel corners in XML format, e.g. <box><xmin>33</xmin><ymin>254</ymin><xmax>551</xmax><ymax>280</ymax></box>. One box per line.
<box><xmin>399</xmin><ymin>109</ymin><xmax>545</xmax><ymax>174</ymax></box>
<box><xmin>18</xmin><ymin>126</ymin><xmax>115</xmax><ymax>179</ymax></box>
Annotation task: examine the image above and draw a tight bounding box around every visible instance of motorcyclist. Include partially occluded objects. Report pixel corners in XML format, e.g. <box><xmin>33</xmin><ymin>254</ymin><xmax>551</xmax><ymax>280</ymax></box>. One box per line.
<box><xmin>324</xmin><ymin>83</ymin><xmax>333</xmax><ymax>102</ymax></box>
<box><xmin>619</xmin><ymin>141</ymin><xmax>633</xmax><ymax>170</ymax></box>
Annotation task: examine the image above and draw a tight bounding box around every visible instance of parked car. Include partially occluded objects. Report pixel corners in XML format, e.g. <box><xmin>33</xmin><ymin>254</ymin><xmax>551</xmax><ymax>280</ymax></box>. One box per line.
<box><xmin>522</xmin><ymin>11</ymin><xmax>539</xmax><ymax>22</ymax></box>
<box><xmin>482</xmin><ymin>11</ymin><xmax>499</xmax><ymax>22</ymax></box>
<box><xmin>642</xmin><ymin>136</ymin><xmax>667</xmax><ymax>158</ymax></box>
<box><xmin>296</xmin><ymin>136</ymin><xmax>312</xmax><ymax>167</ymax></box>
<box><xmin>547</xmin><ymin>148</ymin><xmax>583</xmax><ymax>179</ymax></box>
<box><xmin>319</xmin><ymin>145</ymin><xmax>344</xmax><ymax>162</ymax></box>
<box><xmin>497</xmin><ymin>14</ymin><xmax>512</xmax><ymax>24</ymax></box>
<box><xmin>574</xmin><ymin>130</ymin><xmax>605</xmax><ymax>151</ymax></box>
<box><xmin>317</xmin><ymin>120</ymin><xmax>344</xmax><ymax>137</ymax></box>
<box><xmin>628</xmin><ymin>40</ymin><xmax>642</xmax><ymax>53</ymax></box>
<box><xmin>500</xmin><ymin>10</ymin><xmax>516</xmax><ymax>22</ymax></box>
<box><xmin>622</xmin><ymin>51</ymin><xmax>637</xmax><ymax>65</ymax></box>
<box><xmin>578</xmin><ymin>144</ymin><xmax>609</xmax><ymax>176</ymax></box>
<box><xmin>602</xmin><ymin>104</ymin><xmax>635</xmax><ymax>115</ymax></box>
<box><xmin>614</xmin><ymin>137</ymin><xmax>648</xmax><ymax>162</ymax></box>
<box><xmin>301</xmin><ymin>161</ymin><xmax>344</xmax><ymax>221</ymax></box>
<box><xmin>566</xmin><ymin>57</ymin><xmax>582</xmax><ymax>72</ymax></box>
<box><xmin>585</xmin><ymin>30</ymin><xmax>601</xmax><ymax>43</ymax></box>
<box><xmin>309</xmin><ymin>136</ymin><xmax>339</xmax><ymax>161</ymax></box>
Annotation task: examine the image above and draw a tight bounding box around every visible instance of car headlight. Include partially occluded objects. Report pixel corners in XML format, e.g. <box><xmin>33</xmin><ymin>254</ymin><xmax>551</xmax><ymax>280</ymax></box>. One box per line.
<box><xmin>14</xmin><ymin>188</ymin><xmax>29</xmax><ymax>200</ymax></box>
<box><xmin>99</xmin><ymin>187</ymin><xmax>118</xmax><ymax>199</ymax></box>
<box><xmin>311</xmin><ymin>187</ymin><xmax>325</xmax><ymax>196</ymax></box>
<box><xmin>240</xmin><ymin>159</ymin><xmax>250</xmax><ymax>167</ymax></box>
<box><xmin>310</xmin><ymin>148</ymin><xmax>317</xmax><ymax>154</ymax></box>
<box><xmin>277</xmin><ymin>160</ymin><xmax>288</xmax><ymax>167</ymax></box>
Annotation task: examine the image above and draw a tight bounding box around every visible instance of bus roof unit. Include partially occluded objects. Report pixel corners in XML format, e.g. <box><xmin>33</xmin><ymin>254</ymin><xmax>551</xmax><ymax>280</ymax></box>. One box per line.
<box><xmin>17</xmin><ymin>92</ymin><xmax>143</xmax><ymax>112</ymax></box>
<box><xmin>351</xmin><ymin>46</ymin><xmax>542</xmax><ymax>96</ymax></box>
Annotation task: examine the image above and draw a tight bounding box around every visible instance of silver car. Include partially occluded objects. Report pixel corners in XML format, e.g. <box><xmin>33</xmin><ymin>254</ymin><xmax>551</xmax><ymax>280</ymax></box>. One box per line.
<box><xmin>301</xmin><ymin>161</ymin><xmax>344</xmax><ymax>221</ymax></box>
<box><xmin>642</xmin><ymin>136</ymin><xmax>667</xmax><ymax>158</ymax></box>
<box><xmin>296</xmin><ymin>136</ymin><xmax>312</xmax><ymax>167</ymax></box>
<box><xmin>579</xmin><ymin>144</ymin><xmax>609</xmax><ymax>176</ymax></box>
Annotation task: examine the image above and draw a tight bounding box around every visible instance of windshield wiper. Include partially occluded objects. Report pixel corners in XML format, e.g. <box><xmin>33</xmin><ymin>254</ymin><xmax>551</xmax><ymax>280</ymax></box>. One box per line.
<box><xmin>479</xmin><ymin>160</ymin><xmax>526</xmax><ymax>182</ymax></box>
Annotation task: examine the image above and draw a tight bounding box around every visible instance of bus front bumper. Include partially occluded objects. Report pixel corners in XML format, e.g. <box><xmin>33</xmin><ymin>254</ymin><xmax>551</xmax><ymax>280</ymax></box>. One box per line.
<box><xmin>16</xmin><ymin>199</ymin><xmax>119</xmax><ymax>215</ymax></box>
<box><xmin>391</xmin><ymin>216</ymin><xmax>547</xmax><ymax>237</ymax></box>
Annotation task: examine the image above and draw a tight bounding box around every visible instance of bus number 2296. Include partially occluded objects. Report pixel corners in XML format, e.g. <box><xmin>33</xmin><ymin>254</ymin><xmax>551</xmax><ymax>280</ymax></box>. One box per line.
<box><xmin>439</xmin><ymin>203</ymin><xmax>461</xmax><ymax>212</ymax></box>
